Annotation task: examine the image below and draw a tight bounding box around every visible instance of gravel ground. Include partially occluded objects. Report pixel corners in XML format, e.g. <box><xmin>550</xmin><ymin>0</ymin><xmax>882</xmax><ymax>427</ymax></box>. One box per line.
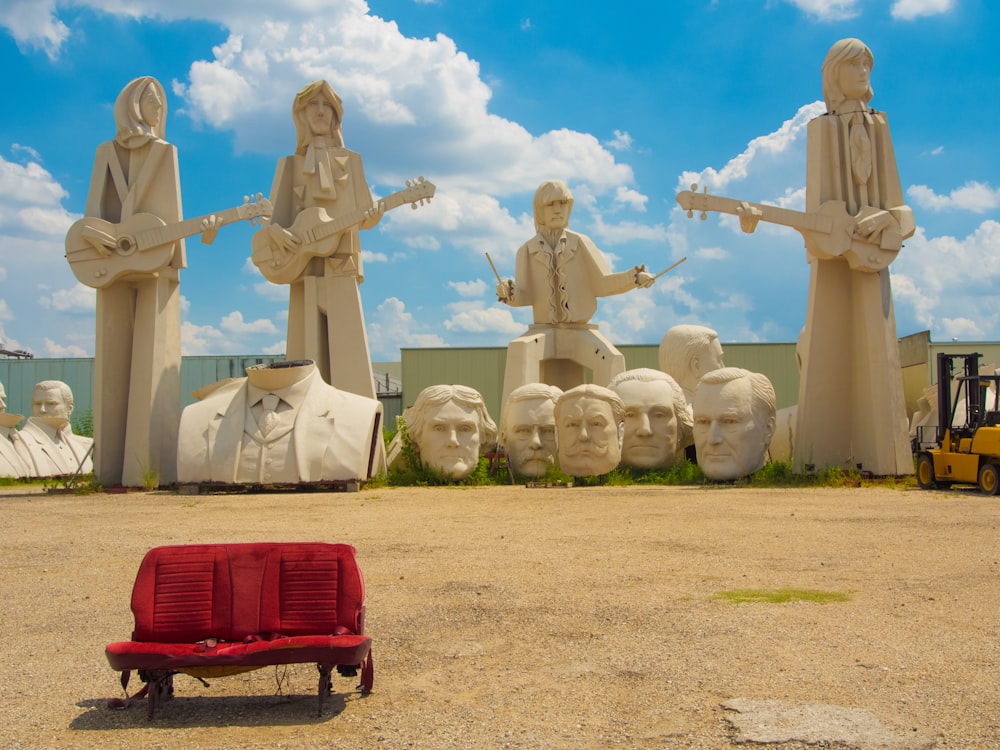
<box><xmin>1</xmin><ymin>482</ymin><xmax>998</xmax><ymax>749</ymax></box>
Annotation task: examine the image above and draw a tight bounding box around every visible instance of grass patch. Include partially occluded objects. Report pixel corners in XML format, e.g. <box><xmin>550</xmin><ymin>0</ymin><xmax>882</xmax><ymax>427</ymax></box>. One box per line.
<box><xmin>712</xmin><ymin>587</ymin><xmax>851</xmax><ymax>604</ymax></box>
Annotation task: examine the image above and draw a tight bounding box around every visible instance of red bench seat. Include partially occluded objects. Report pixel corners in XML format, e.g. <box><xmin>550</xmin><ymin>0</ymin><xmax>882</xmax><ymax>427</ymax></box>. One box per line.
<box><xmin>105</xmin><ymin>542</ymin><xmax>373</xmax><ymax>717</ymax></box>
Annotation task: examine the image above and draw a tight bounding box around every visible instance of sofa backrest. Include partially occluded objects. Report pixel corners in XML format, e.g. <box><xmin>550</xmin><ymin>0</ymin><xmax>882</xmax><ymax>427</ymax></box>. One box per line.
<box><xmin>129</xmin><ymin>542</ymin><xmax>365</xmax><ymax>643</ymax></box>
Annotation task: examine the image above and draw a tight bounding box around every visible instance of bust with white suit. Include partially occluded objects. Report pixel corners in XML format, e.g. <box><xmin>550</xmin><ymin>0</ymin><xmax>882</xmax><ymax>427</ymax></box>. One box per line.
<box><xmin>177</xmin><ymin>360</ymin><xmax>382</xmax><ymax>484</ymax></box>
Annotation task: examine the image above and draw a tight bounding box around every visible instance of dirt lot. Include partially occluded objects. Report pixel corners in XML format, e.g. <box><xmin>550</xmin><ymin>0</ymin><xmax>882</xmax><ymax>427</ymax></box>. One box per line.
<box><xmin>1</xmin><ymin>482</ymin><xmax>997</xmax><ymax>749</ymax></box>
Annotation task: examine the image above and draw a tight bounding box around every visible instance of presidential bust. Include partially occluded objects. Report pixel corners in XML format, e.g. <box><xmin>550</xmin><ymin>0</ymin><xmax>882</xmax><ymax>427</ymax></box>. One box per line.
<box><xmin>177</xmin><ymin>360</ymin><xmax>382</xmax><ymax>484</ymax></box>
<box><xmin>500</xmin><ymin>383</ymin><xmax>562</xmax><ymax>478</ymax></box>
<box><xmin>18</xmin><ymin>380</ymin><xmax>93</xmax><ymax>477</ymax></box>
<box><xmin>554</xmin><ymin>384</ymin><xmax>624</xmax><ymax>477</ymax></box>
<box><xmin>692</xmin><ymin>367</ymin><xmax>776</xmax><ymax>481</ymax></box>
<box><xmin>402</xmin><ymin>384</ymin><xmax>497</xmax><ymax>480</ymax></box>
<box><xmin>609</xmin><ymin>368</ymin><xmax>691</xmax><ymax>470</ymax></box>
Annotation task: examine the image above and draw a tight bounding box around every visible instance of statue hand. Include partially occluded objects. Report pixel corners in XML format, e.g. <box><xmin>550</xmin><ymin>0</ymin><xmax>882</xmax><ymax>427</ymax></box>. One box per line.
<box><xmin>199</xmin><ymin>214</ymin><xmax>224</xmax><ymax>245</ymax></box>
<box><xmin>496</xmin><ymin>280</ymin><xmax>513</xmax><ymax>302</ymax></box>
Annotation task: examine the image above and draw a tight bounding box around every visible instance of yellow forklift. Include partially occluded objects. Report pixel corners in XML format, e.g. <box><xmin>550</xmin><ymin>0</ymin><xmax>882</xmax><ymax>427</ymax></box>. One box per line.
<box><xmin>915</xmin><ymin>352</ymin><xmax>1000</xmax><ymax>495</ymax></box>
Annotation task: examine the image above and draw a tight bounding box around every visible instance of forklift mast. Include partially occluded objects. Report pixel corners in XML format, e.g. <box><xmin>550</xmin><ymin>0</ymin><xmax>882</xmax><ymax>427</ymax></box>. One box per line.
<box><xmin>935</xmin><ymin>352</ymin><xmax>982</xmax><ymax>444</ymax></box>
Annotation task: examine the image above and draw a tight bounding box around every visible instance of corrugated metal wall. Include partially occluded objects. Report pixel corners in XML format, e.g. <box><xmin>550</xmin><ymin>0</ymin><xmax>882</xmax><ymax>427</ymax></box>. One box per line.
<box><xmin>4</xmin><ymin>334</ymin><xmax>992</xmax><ymax>431</ymax></box>
<box><xmin>0</xmin><ymin>355</ymin><xmax>402</xmax><ymax>430</ymax></box>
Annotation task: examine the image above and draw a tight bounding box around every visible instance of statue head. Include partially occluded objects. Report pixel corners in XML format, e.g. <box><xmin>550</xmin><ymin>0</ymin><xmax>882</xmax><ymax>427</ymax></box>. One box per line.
<box><xmin>114</xmin><ymin>76</ymin><xmax>167</xmax><ymax>148</ymax></box>
<box><xmin>821</xmin><ymin>38</ymin><xmax>874</xmax><ymax>113</ymax></box>
<box><xmin>31</xmin><ymin>380</ymin><xmax>74</xmax><ymax>421</ymax></box>
<box><xmin>658</xmin><ymin>325</ymin><xmax>724</xmax><ymax>398</ymax></box>
<box><xmin>500</xmin><ymin>383</ymin><xmax>562</xmax><ymax>478</ymax></box>
<box><xmin>692</xmin><ymin>368</ymin><xmax>776</xmax><ymax>481</ymax></box>
<box><xmin>292</xmin><ymin>80</ymin><xmax>346</xmax><ymax>153</ymax></box>
<box><xmin>405</xmin><ymin>384</ymin><xmax>497</xmax><ymax>480</ymax></box>
<box><xmin>532</xmin><ymin>179</ymin><xmax>574</xmax><ymax>233</ymax></box>
<box><xmin>609</xmin><ymin>368</ymin><xmax>692</xmax><ymax>470</ymax></box>
<box><xmin>554</xmin><ymin>384</ymin><xmax>624</xmax><ymax>477</ymax></box>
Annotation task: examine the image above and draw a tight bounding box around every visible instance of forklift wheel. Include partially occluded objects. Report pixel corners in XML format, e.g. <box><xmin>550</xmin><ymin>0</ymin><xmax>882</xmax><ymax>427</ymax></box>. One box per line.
<box><xmin>978</xmin><ymin>464</ymin><xmax>1000</xmax><ymax>496</ymax></box>
<box><xmin>916</xmin><ymin>453</ymin><xmax>937</xmax><ymax>490</ymax></box>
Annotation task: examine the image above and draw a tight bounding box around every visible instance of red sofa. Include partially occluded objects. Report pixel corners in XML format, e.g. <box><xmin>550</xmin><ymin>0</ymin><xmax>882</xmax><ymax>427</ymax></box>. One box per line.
<box><xmin>105</xmin><ymin>542</ymin><xmax>373</xmax><ymax>717</ymax></box>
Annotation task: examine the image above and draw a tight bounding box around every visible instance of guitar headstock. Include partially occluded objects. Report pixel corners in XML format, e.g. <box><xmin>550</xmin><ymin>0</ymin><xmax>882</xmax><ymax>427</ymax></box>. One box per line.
<box><xmin>404</xmin><ymin>176</ymin><xmax>436</xmax><ymax>209</ymax></box>
<box><xmin>676</xmin><ymin>183</ymin><xmax>710</xmax><ymax>220</ymax></box>
<box><xmin>240</xmin><ymin>193</ymin><xmax>274</xmax><ymax>225</ymax></box>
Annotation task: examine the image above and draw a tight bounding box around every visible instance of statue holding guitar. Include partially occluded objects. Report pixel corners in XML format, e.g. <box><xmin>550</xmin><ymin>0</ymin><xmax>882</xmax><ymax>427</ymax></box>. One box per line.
<box><xmin>676</xmin><ymin>38</ymin><xmax>916</xmax><ymax>477</ymax></box>
<box><xmin>258</xmin><ymin>79</ymin><xmax>435</xmax><ymax>417</ymax></box>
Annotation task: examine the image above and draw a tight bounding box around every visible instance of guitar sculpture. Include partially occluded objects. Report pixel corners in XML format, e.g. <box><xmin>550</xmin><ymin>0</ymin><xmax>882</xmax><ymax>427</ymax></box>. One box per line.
<box><xmin>675</xmin><ymin>184</ymin><xmax>905</xmax><ymax>273</ymax></box>
<box><xmin>251</xmin><ymin>177</ymin><xmax>436</xmax><ymax>284</ymax></box>
<box><xmin>66</xmin><ymin>194</ymin><xmax>273</xmax><ymax>288</ymax></box>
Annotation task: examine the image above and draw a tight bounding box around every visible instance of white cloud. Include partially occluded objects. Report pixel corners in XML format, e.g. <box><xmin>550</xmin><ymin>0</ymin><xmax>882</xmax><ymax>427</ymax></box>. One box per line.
<box><xmin>892</xmin><ymin>221</ymin><xmax>1000</xmax><ymax>338</ymax></box>
<box><xmin>181</xmin><ymin>321</ymin><xmax>231</xmax><ymax>356</ymax></box>
<box><xmin>785</xmin><ymin>0</ymin><xmax>861</xmax><ymax>21</ymax></box>
<box><xmin>613</xmin><ymin>186</ymin><xmax>648</xmax><ymax>212</ymax></box>
<box><xmin>367</xmin><ymin>296</ymin><xmax>446</xmax><ymax>359</ymax></box>
<box><xmin>605</xmin><ymin>130</ymin><xmax>633</xmax><ymax>152</ymax></box>
<box><xmin>38</xmin><ymin>284</ymin><xmax>95</xmax><ymax>313</ymax></box>
<box><xmin>907</xmin><ymin>181</ymin><xmax>1000</xmax><ymax>213</ymax></box>
<box><xmin>43</xmin><ymin>337</ymin><xmax>87</xmax><ymax>357</ymax></box>
<box><xmin>442</xmin><ymin>301</ymin><xmax>524</xmax><ymax>335</ymax></box>
<box><xmin>679</xmin><ymin>101</ymin><xmax>825</xmax><ymax>193</ymax></box>
<box><xmin>220</xmin><ymin>310</ymin><xmax>279</xmax><ymax>335</ymax></box>
<box><xmin>0</xmin><ymin>156</ymin><xmax>73</xmax><ymax>238</ymax></box>
<box><xmin>0</xmin><ymin>0</ymin><xmax>68</xmax><ymax>59</ymax></box>
<box><xmin>891</xmin><ymin>0</ymin><xmax>955</xmax><ymax>20</ymax></box>
<box><xmin>448</xmin><ymin>279</ymin><xmax>487</xmax><ymax>298</ymax></box>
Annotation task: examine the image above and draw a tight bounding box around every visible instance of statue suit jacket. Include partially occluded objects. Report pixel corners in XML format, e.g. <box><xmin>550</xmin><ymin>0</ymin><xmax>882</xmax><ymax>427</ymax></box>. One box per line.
<box><xmin>177</xmin><ymin>369</ymin><xmax>382</xmax><ymax>483</ymax></box>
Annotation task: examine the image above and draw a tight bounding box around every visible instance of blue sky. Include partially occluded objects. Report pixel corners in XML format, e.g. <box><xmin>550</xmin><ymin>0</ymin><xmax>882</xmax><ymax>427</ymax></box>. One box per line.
<box><xmin>1</xmin><ymin>0</ymin><xmax>997</xmax><ymax>361</ymax></box>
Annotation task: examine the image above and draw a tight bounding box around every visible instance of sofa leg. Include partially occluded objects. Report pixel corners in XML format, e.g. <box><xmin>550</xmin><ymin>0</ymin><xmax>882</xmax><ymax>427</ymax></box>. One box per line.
<box><xmin>360</xmin><ymin>651</ymin><xmax>374</xmax><ymax>694</ymax></box>
<box><xmin>146</xmin><ymin>672</ymin><xmax>174</xmax><ymax>719</ymax></box>
<box><xmin>317</xmin><ymin>664</ymin><xmax>332</xmax><ymax>716</ymax></box>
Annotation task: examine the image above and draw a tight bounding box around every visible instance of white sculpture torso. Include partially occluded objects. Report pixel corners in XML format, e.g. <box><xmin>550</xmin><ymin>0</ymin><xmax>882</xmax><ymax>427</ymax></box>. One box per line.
<box><xmin>177</xmin><ymin>361</ymin><xmax>382</xmax><ymax>484</ymax></box>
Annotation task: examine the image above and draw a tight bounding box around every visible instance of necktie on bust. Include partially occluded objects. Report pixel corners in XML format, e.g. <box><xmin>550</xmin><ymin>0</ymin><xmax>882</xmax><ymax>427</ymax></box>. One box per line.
<box><xmin>259</xmin><ymin>394</ymin><xmax>280</xmax><ymax>437</ymax></box>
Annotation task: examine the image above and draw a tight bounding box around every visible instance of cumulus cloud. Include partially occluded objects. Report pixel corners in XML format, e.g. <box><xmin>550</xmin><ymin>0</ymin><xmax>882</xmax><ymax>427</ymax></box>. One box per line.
<box><xmin>367</xmin><ymin>296</ymin><xmax>446</xmax><ymax>359</ymax></box>
<box><xmin>38</xmin><ymin>284</ymin><xmax>95</xmax><ymax>313</ymax></box>
<box><xmin>891</xmin><ymin>221</ymin><xmax>1000</xmax><ymax>337</ymax></box>
<box><xmin>0</xmin><ymin>0</ymin><xmax>68</xmax><ymax>59</ymax></box>
<box><xmin>448</xmin><ymin>279</ymin><xmax>488</xmax><ymax>298</ymax></box>
<box><xmin>907</xmin><ymin>181</ymin><xmax>1000</xmax><ymax>213</ymax></box>
<box><xmin>442</xmin><ymin>301</ymin><xmax>524</xmax><ymax>336</ymax></box>
<box><xmin>43</xmin><ymin>337</ymin><xmax>87</xmax><ymax>357</ymax></box>
<box><xmin>678</xmin><ymin>101</ymin><xmax>825</xmax><ymax>193</ymax></box>
<box><xmin>220</xmin><ymin>310</ymin><xmax>279</xmax><ymax>335</ymax></box>
<box><xmin>891</xmin><ymin>0</ymin><xmax>955</xmax><ymax>20</ymax></box>
<box><xmin>784</xmin><ymin>0</ymin><xmax>861</xmax><ymax>21</ymax></box>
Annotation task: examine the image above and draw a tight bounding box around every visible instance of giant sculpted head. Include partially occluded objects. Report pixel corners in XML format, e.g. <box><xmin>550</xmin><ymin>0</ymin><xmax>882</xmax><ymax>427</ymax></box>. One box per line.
<box><xmin>609</xmin><ymin>368</ymin><xmax>691</xmax><ymax>470</ymax></box>
<box><xmin>500</xmin><ymin>383</ymin><xmax>562</xmax><ymax>478</ymax></box>
<box><xmin>405</xmin><ymin>384</ymin><xmax>497</xmax><ymax>480</ymax></box>
<box><xmin>554</xmin><ymin>384</ymin><xmax>624</xmax><ymax>477</ymax></box>
<box><xmin>692</xmin><ymin>368</ymin><xmax>776</xmax><ymax>481</ymax></box>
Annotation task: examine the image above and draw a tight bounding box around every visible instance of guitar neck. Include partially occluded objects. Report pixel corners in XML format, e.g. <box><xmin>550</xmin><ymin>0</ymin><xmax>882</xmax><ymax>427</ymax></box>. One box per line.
<box><xmin>136</xmin><ymin>205</ymin><xmax>252</xmax><ymax>251</ymax></box>
<box><xmin>678</xmin><ymin>191</ymin><xmax>832</xmax><ymax>235</ymax></box>
<box><xmin>309</xmin><ymin>191</ymin><xmax>415</xmax><ymax>245</ymax></box>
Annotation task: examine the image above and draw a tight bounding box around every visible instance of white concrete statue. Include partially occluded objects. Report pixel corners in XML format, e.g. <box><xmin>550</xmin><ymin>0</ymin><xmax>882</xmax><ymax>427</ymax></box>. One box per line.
<box><xmin>0</xmin><ymin>380</ymin><xmax>33</xmax><ymax>478</ymax></box>
<box><xmin>497</xmin><ymin>179</ymin><xmax>654</xmax><ymax>403</ymax></box>
<box><xmin>176</xmin><ymin>360</ymin><xmax>382</xmax><ymax>484</ymax></box>
<box><xmin>252</xmin><ymin>80</ymin><xmax>433</xmax><ymax>402</ymax></box>
<box><xmin>693</xmin><ymin>368</ymin><xmax>776</xmax><ymax>481</ymax></box>
<box><xmin>657</xmin><ymin>325</ymin><xmax>725</xmax><ymax>405</ymax></box>
<box><xmin>66</xmin><ymin>76</ymin><xmax>268</xmax><ymax>488</ymax></box>
<box><xmin>609</xmin><ymin>368</ymin><xmax>692</xmax><ymax>470</ymax></box>
<box><xmin>676</xmin><ymin>40</ymin><xmax>914</xmax><ymax>475</ymax></box>
<box><xmin>19</xmin><ymin>381</ymin><xmax>94</xmax><ymax>477</ymax></box>
<box><xmin>554</xmin><ymin>384</ymin><xmax>624</xmax><ymax>478</ymax></box>
<box><xmin>499</xmin><ymin>383</ymin><xmax>562</xmax><ymax>478</ymax></box>
<box><xmin>400</xmin><ymin>385</ymin><xmax>498</xmax><ymax>480</ymax></box>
